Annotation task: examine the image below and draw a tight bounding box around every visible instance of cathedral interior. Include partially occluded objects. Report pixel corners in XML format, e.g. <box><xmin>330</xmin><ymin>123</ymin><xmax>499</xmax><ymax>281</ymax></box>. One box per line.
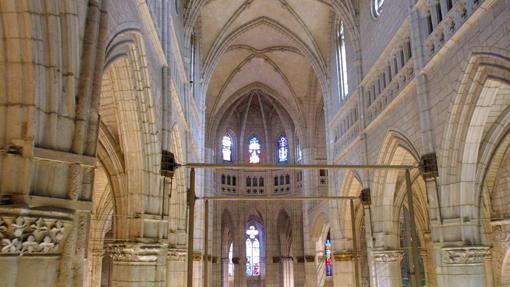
<box><xmin>0</xmin><ymin>0</ymin><xmax>509</xmax><ymax>286</ymax></box>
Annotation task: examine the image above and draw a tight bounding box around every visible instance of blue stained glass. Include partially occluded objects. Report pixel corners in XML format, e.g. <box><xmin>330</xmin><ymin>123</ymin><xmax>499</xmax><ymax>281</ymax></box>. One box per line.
<box><xmin>228</xmin><ymin>243</ymin><xmax>234</xmax><ymax>276</ymax></box>
<box><xmin>249</xmin><ymin>136</ymin><xmax>261</xmax><ymax>163</ymax></box>
<box><xmin>278</xmin><ymin>136</ymin><xmax>288</xmax><ymax>163</ymax></box>
<box><xmin>246</xmin><ymin>225</ymin><xmax>261</xmax><ymax>276</ymax></box>
<box><xmin>325</xmin><ymin>239</ymin><xmax>333</xmax><ymax>276</ymax></box>
<box><xmin>222</xmin><ymin>135</ymin><xmax>233</xmax><ymax>162</ymax></box>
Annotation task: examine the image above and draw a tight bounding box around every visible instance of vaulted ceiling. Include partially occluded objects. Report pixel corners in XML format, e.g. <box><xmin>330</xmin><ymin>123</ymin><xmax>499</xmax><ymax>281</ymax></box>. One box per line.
<box><xmin>195</xmin><ymin>0</ymin><xmax>338</xmax><ymax>127</ymax></box>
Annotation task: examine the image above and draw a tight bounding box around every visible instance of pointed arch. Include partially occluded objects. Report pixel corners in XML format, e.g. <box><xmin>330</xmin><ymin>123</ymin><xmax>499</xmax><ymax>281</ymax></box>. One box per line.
<box><xmin>437</xmin><ymin>50</ymin><xmax>510</xmax><ymax>244</ymax></box>
<box><xmin>201</xmin><ymin>17</ymin><xmax>328</xmax><ymax>98</ymax></box>
<box><xmin>277</xmin><ymin>209</ymin><xmax>294</xmax><ymax>286</ymax></box>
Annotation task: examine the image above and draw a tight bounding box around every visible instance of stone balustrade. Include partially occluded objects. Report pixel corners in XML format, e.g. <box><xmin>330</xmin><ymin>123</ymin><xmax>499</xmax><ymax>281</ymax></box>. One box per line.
<box><xmin>419</xmin><ymin>0</ymin><xmax>485</xmax><ymax>62</ymax></box>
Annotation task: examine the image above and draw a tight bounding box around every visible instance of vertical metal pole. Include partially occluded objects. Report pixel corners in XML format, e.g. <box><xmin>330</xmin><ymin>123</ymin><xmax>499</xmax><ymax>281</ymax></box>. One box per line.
<box><xmin>350</xmin><ymin>199</ymin><xmax>360</xmax><ymax>287</ymax></box>
<box><xmin>203</xmin><ymin>199</ymin><xmax>209</xmax><ymax>287</ymax></box>
<box><xmin>187</xmin><ymin>168</ymin><xmax>196</xmax><ymax>287</ymax></box>
<box><xmin>405</xmin><ymin>169</ymin><xmax>422</xmax><ymax>287</ymax></box>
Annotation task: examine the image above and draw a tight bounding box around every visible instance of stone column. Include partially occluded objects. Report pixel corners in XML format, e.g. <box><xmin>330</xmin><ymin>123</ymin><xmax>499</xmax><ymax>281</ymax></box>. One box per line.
<box><xmin>436</xmin><ymin>246</ymin><xmax>490</xmax><ymax>287</ymax></box>
<box><xmin>303</xmin><ymin>255</ymin><xmax>317</xmax><ymax>287</ymax></box>
<box><xmin>489</xmin><ymin>223</ymin><xmax>510</xmax><ymax>287</ymax></box>
<box><xmin>0</xmin><ymin>211</ymin><xmax>74</xmax><ymax>286</ymax></box>
<box><xmin>87</xmin><ymin>249</ymin><xmax>106</xmax><ymax>287</ymax></box>
<box><xmin>281</xmin><ymin>257</ymin><xmax>295</xmax><ymax>287</ymax></box>
<box><xmin>370</xmin><ymin>249</ymin><xmax>404</xmax><ymax>287</ymax></box>
<box><xmin>331</xmin><ymin>251</ymin><xmax>356</xmax><ymax>287</ymax></box>
<box><xmin>107</xmin><ymin>242</ymin><xmax>168</xmax><ymax>287</ymax></box>
<box><xmin>168</xmin><ymin>248</ymin><xmax>187</xmax><ymax>287</ymax></box>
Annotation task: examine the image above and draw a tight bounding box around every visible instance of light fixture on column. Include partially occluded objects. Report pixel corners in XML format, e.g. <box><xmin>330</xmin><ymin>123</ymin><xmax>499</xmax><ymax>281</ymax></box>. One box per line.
<box><xmin>160</xmin><ymin>150</ymin><xmax>179</xmax><ymax>219</ymax></box>
<box><xmin>419</xmin><ymin>153</ymin><xmax>438</xmax><ymax>179</ymax></box>
<box><xmin>360</xmin><ymin>187</ymin><xmax>371</xmax><ymax>207</ymax></box>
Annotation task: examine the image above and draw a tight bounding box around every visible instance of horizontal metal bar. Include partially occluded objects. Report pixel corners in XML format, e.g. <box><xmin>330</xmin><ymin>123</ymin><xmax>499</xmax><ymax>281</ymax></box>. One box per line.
<box><xmin>198</xmin><ymin>196</ymin><xmax>358</xmax><ymax>201</ymax></box>
<box><xmin>183</xmin><ymin>163</ymin><xmax>416</xmax><ymax>170</ymax></box>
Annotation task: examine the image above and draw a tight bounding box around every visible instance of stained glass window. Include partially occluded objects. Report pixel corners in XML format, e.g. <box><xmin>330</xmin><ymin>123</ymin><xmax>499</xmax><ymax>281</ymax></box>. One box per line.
<box><xmin>325</xmin><ymin>234</ymin><xmax>333</xmax><ymax>277</ymax></box>
<box><xmin>337</xmin><ymin>21</ymin><xmax>349</xmax><ymax>101</ymax></box>
<box><xmin>222</xmin><ymin>135</ymin><xmax>233</xmax><ymax>162</ymax></box>
<box><xmin>228</xmin><ymin>243</ymin><xmax>234</xmax><ymax>277</ymax></box>
<box><xmin>248</xmin><ymin>136</ymin><xmax>261</xmax><ymax>164</ymax></box>
<box><xmin>296</xmin><ymin>143</ymin><xmax>302</xmax><ymax>162</ymax></box>
<box><xmin>372</xmin><ymin>0</ymin><xmax>384</xmax><ymax>17</ymax></box>
<box><xmin>277</xmin><ymin>136</ymin><xmax>288</xmax><ymax>163</ymax></box>
<box><xmin>246</xmin><ymin>225</ymin><xmax>261</xmax><ymax>276</ymax></box>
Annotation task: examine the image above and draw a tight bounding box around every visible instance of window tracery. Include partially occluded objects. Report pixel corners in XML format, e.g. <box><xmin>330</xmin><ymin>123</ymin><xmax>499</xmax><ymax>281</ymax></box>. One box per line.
<box><xmin>246</xmin><ymin>225</ymin><xmax>261</xmax><ymax>276</ymax></box>
<box><xmin>372</xmin><ymin>0</ymin><xmax>384</xmax><ymax>17</ymax></box>
<box><xmin>325</xmin><ymin>232</ymin><xmax>333</xmax><ymax>277</ymax></box>
<box><xmin>337</xmin><ymin>21</ymin><xmax>349</xmax><ymax>100</ymax></box>
<box><xmin>228</xmin><ymin>243</ymin><xmax>234</xmax><ymax>277</ymax></box>
<box><xmin>222</xmin><ymin>134</ymin><xmax>233</xmax><ymax>162</ymax></box>
<box><xmin>277</xmin><ymin>136</ymin><xmax>288</xmax><ymax>163</ymax></box>
<box><xmin>249</xmin><ymin>136</ymin><xmax>261</xmax><ymax>163</ymax></box>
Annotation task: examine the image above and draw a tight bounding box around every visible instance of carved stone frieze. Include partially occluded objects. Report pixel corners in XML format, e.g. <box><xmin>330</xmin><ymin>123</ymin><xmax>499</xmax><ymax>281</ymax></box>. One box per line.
<box><xmin>441</xmin><ymin>246</ymin><xmax>490</xmax><ymax>265</ymax></box>
<box><xmin>334</xmin><ymin>250</ymin><xmax>354</xmax><ymax>261</ymax></box>
<box><xmin>192</xmin><ymin>252</ymin><xmax>202</xmax><ymax>261</ymax></box>
<box><xmin>372</xmin><ymin>249</ymin><xmax>404</xmax><ymax>263</ymax></box>
<box><xmin>106</xmin><ymin>242</ymin><xmax>164</xmax><ymax>263</ymax></box>
<box><xmin>167</xmin><ymin>248</ymin><xmax>187</xmax><ymax>261</ymax></box>
<box><xmin>0</xmin><ymin>216</ymin><xmax>70</xmax><ymax>255</ymax></box>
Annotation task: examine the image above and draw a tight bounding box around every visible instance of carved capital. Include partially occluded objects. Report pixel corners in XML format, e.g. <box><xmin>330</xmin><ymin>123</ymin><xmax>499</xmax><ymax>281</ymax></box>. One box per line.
<box><xmin>334</xmin><ymin>250</ymin><xmax>354</xmax><ymax>261</ymax></box>
<box><xmin>106</xmin><ymin>242</ymin><xmax>164</xmax><ymax>263</ymax></box>
<box><xmin>167</xmin><ymin>248</ymin><xmax>186</xmax><ymax>261</ymax></box>
<box><xmin>0</xmin><ymin>215</ymin><xmax>71</xmax><ymax>256</ymax></box>
<box><xmin>192</xmin><ymin>252</ymin><xmax>202</xmax><ymax>261</ymax></box>
<box><xmin>441</xmin><ymin>246</ymin><xmax>490</xmax><ymax>265</ymax></box>
<box><xmin>372</xmin><ymin>249</ymin><xmax>404</xmax><ymax>263</ymax></box>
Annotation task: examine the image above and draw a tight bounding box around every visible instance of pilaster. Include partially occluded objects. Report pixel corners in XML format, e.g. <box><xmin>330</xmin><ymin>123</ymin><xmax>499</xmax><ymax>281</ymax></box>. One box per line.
<box><xmin>332</xmin><ymin>251</ymin><xmax>356</xmax><ymax>287</ymax></box>
<box><xmin>106</xmin><ymin>242</ymin><xmax>168</xmax><ymax>287</ymax></box>
<box><xmin>370</xmin><ymin>249</ymin><xmax>404</xmax><ymax>287</ymax></box>
<box><xmin>0</xmin><ymin>210</ymin><xmax>75</xmax><ymax>286</ymax></box>
<box><xmin>436</xmin><ymin>246</ymin><xmax>490</xmax><ymax>287</ymax></box>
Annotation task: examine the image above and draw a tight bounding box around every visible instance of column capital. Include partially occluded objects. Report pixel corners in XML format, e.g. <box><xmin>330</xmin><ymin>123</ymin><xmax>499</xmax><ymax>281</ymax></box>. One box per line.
<box><xmin>91</xmin><ymin>248</ymin><xmax>105</xmax><ymax>257</ymax></box>
<box><xmin>333</xmin><ymin>250</ymin><xmax>355</xmax><ymax>261</ymax></box>
<box><xmin>371</xmin><ymin>249</ymin><xmax>404</xmax><ymax>263</ymax></box>
<box><xmin>167</xmin><ymin>248</ymin><xmax>186</xmax><ymax>261</ymax></box>
<box><xmin>441</xmin><ymin>246</ymin><xmax>490</xmax><ymax>265</ymax></box>
<box><xmin>0</xmin><ymin>212</ymin><xmax>73</xmax><ymax>256</ymax></box>
<box><xmin>106</xmin><ymin>241</ymin><xmax>167</xmax><ymax>263</ymax></box>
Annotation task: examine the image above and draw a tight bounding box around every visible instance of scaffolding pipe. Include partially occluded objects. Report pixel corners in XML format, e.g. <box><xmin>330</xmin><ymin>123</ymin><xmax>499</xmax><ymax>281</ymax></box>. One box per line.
<box><xmin>405</xmin><ymin>169</ymin><xmax>422</xmax><ymax>287</ymax></box>
<box><xmin>183</xmin><ymin>163</ymin><xmax>417</xmax><ymax>170</ymax></box>
<box><xmin>350</xmin><ymin>199</ymin><xmax>360</xmax><ymax>287</ymax></box>
<box><xmin>187</xmin><ymin>168</ymin><xmax>196</xmax><ymax>287</ymax></box>
<box><xmin>203</xmin><ymin>199</ymin><xmax>209</xmax><ymax>287</ymax></box>
<box><xmin>198</xmin><ymin>196</ymin><xmax>358</xmax><ymax>201</ymax></box>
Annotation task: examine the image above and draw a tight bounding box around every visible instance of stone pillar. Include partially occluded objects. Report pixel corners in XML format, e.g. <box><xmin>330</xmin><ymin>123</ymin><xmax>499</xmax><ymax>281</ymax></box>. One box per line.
<box><xmin>489</xmin><ymin>223</ymin><xmax>510</xmax><ymax>286</ymax></box>
<box><xmin>370</xmin><ymin>249</ymin><xmax>404</xmax><ymax>287</ymax></box>
<box><xmin>436</xmin><ymin>246</ymin><xmax>490</xmax><ymax>287</ymax></box>
<box><xmin>281</xmin><ymin>257</ymin><xmax>294</xmax><ymax>287</ymax></box>
<box><xmin>0</xmin><ymin>211</ymin><xmax>74</xmax><ymax>286</ymax></box>
<box><xmin>87</xmin><ymin>249</ymin><xmax>106</xmax><ymax>287</ymax></box>
<box><xmin>107</xmin><ymin>242</ymin><xmax>168</xmax><ymax>287</ymax></box>
<box><xmin>221</xmin><ymin>258</ymin><xmax>230</xmax><ymax>286</ymax></box>
<box><xmin>168</xmin><ymin>249</ymin><xmax>187</xmax><ymax>287</ymax></box>
<box><xmin>303</xmin><ymin>255</ymin><xmax>317</xmax><ymax>287</ymax></box>
<box><xmin>236</xmin><ymin>257</ymin><xmax>247</xmax><ymax>287</ymax></box>
<box><xmin>332</xmin><ymin>251</ymin><xmax>356</xmax><ymax>287</ymax></box>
